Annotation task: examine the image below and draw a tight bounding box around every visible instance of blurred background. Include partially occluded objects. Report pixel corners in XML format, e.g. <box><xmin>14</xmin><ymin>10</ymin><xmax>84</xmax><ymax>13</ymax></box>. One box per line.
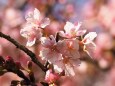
<box><xmin>0</xmin><ymin>0</ymin><xmax>115</xmax><ymax>86</ymax></box>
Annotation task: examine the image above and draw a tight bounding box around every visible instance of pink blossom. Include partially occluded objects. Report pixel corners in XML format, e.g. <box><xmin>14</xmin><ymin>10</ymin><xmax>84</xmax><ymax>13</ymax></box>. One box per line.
<box><xmin>39</xmin><ymin>35</ymin><xmax>62</xmax><ymax>63</ymax></box>
<box><xmin>82</xmin><ymin>32</ymin><xmax>97</xmax><ymax>58</ymax></box>
<box><xmin>57</xmin><ymin>39</ymin><xmax>80</xmax><ymax>59</ymax></box>
<box><xmin>40</xmin><ymin>36</ymin><xmax>80</xmax><ymax>76</ymax></box>
<box><xmin>59</xmin><ymin>21</ymin><xmax>86</xmax><ymax>38</ymax></box>
<box><xmin>20</xmin><ymin>8</ymin><xmax>50</xmax><ymax>46</ymax></box>
<box><xmin>54</xmin><ymin>39</ymin><xmax>80</xmax><ymax>76</ymax></box>
<box><xmin>25</xmin><ymin>8</ymin><xmax>50</xmax><ymax>28</ymax></box>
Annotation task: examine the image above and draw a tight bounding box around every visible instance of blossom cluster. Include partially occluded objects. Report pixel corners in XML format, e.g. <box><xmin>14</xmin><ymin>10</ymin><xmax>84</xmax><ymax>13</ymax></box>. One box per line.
<box><xmin>20</xmin><ymin>8</ymin><xmax>97</xmax><ymax>83</ymax></box>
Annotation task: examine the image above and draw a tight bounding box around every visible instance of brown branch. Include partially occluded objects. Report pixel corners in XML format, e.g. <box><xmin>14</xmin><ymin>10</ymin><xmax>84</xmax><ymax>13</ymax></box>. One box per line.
<box><xmin>0</xmin><ymin>32</ymin><xmax>47</xmax><ymax>72</ymax></box>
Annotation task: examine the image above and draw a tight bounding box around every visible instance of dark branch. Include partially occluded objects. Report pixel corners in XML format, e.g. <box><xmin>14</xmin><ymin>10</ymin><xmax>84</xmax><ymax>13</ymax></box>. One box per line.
<box><xmin>0</xmin><ymin>32</ymin><xmax>47</xmax><ymax>72</ymax></box>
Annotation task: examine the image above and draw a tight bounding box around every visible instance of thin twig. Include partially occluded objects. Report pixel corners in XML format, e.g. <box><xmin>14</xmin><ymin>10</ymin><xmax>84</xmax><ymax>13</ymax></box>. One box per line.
<box><xmin>0</xmin><ymin>32</ymin><xmax>47</xmax><ymax>72</ymax></box>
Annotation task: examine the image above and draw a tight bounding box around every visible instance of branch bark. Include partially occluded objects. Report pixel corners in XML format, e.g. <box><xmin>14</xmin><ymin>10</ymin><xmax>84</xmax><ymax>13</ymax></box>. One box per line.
<box><xmin>0</xmin><ymin>32</ymin><xmax>47</xmax><ymax>72</ymax></box>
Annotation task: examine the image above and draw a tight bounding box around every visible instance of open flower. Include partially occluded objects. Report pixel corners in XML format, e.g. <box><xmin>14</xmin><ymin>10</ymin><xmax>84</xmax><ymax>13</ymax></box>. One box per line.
<box><xmin>59</xmin><ymin>21</ymin><xmax>86</xmax><ymax>38</ymax></box>
<box><xmin>82</xmin><ymin>32</ymin><xmax>97</xmax><ymax>58</ymax></box>
<box><xmin>53</xmin><ymin>39</ymin><xmax>80</xmax><ymax>76</ymax></box>
<box><xmin>20</xmin><ymin>8</ymin><xmax>50</xmax><ymax>46</ymax></box>
<box><xmin>39</xmin><ymin>35</ymin><xmax>62</xmax><ymax>63</ymax></box>
<box><xmin>57</xmin><ymin>39</ymin><xmax>80</xmax><ymax>59</ymax></box>
<box><xmin>25</xmin><ymin>8</ymin><xmax>50</xmax><ymax>28</ymax></box>
<box><xmin>40</xmin><ymin>36</ymin><xmax>81</xmax><ymax>76</ymax></box>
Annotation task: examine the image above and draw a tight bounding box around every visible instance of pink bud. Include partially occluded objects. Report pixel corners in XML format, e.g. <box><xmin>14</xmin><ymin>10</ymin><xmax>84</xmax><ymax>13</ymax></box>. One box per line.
<box><xmin>45</xmin><ymin>69</ymin><xmax>59</xmax><ymax>83</ymax></box>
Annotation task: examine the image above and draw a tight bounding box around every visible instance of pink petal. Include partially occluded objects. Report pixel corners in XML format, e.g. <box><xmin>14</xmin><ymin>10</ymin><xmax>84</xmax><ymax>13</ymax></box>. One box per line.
<box><xmin>76</xmin><ymin>30</ymin><xmax>87</xmax><ymax>36</ymax></box>
<box><xmin>74</xmin><ymin>22</ymin><xmax>82</xmax><ymax>31</ymax></box>
<box><xmin>59</xmin><ymin>31</ymin><xmax>73</xmax><ymax>38</ymax></box>
<box><xmin>40</xmin><ymin>37</ymin><xmax>51</xmax><ymax>47</ymax></box>
<box><xmin>33</xmin><ymin>8</ymin><xmax>40</xmax><ymax>20</ymax></box>
<box><xmin>20</xmin><ymin>24</ymin><xmax>37</xmax><ymax>38</ymax></box>
<box><xmin>25</xmin><ymin>12</ymin><xmax>34</xmax><ymax>22</ymax></box>
<box><xmin>84</xmin><ymin>42</ymin><xmax>96</xmax><ymax>58</ymax></box>
<box><xmin>65</xmin><ymin>64</ymin><xmax>75</xmax><ymax>76</ymax></box>
<box><xmin>40</xmin><ymin>35</ymin><xmax>55</xmax><ymax>48</ymax></box>
<box><xmin>59</xmin><ymin>31</ymin><xmax>66</xmax><ymax>37</ymax></box>
<box><xmin>39</xmin><ymin>48</ymin><xmax>62</xmax><ymax>63</ymax></box>
<box><xmin>57</xmin><ymin>39</ymin><xmax>79</xmax><ymax>58</ymax></box>
<box><xmin>26</xmin><ymin>37</ymin><xmax>36</xmax><ymax>46</ymax></box>
<box><xmin>54</xmin><ymin>60</ymin><xmax>65</xmax><ymax>72</ymax></box>
<box><xmin>48</xmin><ymin>51</ymin><xmax>62</xmax><ymax>63</ymax></box>
<box><xmin>39</xmin><ymin>48</ymin><xmax>49</xmax><ymax>60</ymax></box>
<box><xmin>40</xmin><ymin>18</ymin><xmax>50</xmax><ymax>28</ymax></box>
<box><xmin>20</xmin><ymin>29</ymin><xmax>28</xmax><ymax>38</ymax></box>
<box><xmin>84</xmin><ymin>32</ymin><xmax>97</xmax><ymax>44</ymax></box>
<box><xmin>20</xmin><ymin>28</ymin><xmax>31</xmax><ymax>38</ymax></box>
<box><xmin>64</xmin><ymin>21</ymin><xmax>74</xmax><ymax>34</ymax></box>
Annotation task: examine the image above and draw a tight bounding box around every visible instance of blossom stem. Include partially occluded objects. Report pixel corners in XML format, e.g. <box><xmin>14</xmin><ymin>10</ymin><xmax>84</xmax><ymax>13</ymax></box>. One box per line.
<box><xmin>0</xmin><ymin>32</ymin><xmax>47</xmax><ymax>72</ymax></box>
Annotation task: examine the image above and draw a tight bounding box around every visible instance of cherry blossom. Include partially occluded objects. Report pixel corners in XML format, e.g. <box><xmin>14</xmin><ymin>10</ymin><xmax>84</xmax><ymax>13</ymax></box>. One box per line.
<box><xmin>40</xmin><ymin>36</ymin><xmax>81</xmax><ymax>76</ymax></box>
<box><xmin>53</xmin><ymin>39</ymin><xmax>80</xmax><ymax>76</ymax></box>
<box><xmin>57</xmin><ymin>39</ymin><xmax>80</xmax><ymax>59</ymax></box>
<box><xmin>81</xmin><ymin>32</ymin><xmax>97</xmax><ymax>58</ymax></box>
<box><xmin>20</xmin><ymin>8</ymin><xmax>50</xmax><ymax>46</ymax></box>
<box><xmin>25</xmin><ymin>8</ymin><xmax>50</xmax><ymax>28</ymax></box>
<box><xmin>59</xmin><ymin>21</ymin><xmax>86</xmax><ymax>38</ymax></box>
<box><xmin>39</xmin><ymin>35</ymin><xmax>62</xmax><ymax>63</ymax></box>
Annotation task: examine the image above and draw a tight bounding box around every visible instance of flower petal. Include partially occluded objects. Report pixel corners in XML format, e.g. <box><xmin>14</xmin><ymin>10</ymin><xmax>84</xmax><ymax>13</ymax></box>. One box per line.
<box><xmin>40</xmin><ymin>35</ymin><xmax>55</xmax><ymax>48</ymax></box>
<box><xmin>57</xmin><ymin>39</ymin><xmax>79</xmax><ymax>58</ymax></box>
<box><xmin>59</xmin><ymin>31</ymin><xmax>66</xmax><ymax>37</ymax></box>
<box><xmin>26</xmin><ymin>37</ymin><xmax>36</xmax><ymax>46</ymax></box>
<box><xmin>25</xmin><ymin>12</ymin><xmax>34</xmax><ymax>22</ymax></box>
<box><xmin>33</xmin><ymin>8</ymin><xmax>40</xmax><ymax>20</ymax></box>
<box><xmin>40</xmin><ymin>18</ymin><xmax>50</xmax><ymax>28</ymax></box>
<box><xmin>64</xmin><ymin>21</ymin><xmax>74</xmax><ymax>34</ymax></box>
<box><xmin>74</xmin><ymin>22</ymin><xmax>82</xmax><ymax>32</ymax></box>
<box><xmin>39</xmin><ymin>48</ymin><xmax>49</xmax><ymax>60</ymax></box>
<box><xmin>40</xmin><ymin>37</ymin><xmax>51</xmax><ymax>47</ymax></box>
<box><xmin>20</xmin><ymin>24</ymin><xmax>33</xmax><ymax>38</ymax></box>
<box><xmin>76</xmin><ymin>30</ymin><xmax>87</xmax><ymax>36</ymax></box>
<box><xmin>84</xmin><ymin>42</ymin><xmax>96</xmax><ymax>58</ymax></box>
<box><xmin>39</xmin><ymin>48</ymin><xmax>62</xmax><ymax>63</ymax></box>
<box><xmin>84</xmin><ymin>32</ymin><xmax>97</xmax><ymax>44</ymax></box>
<box><xmin>65</xmin><ymin>64</ymin><xmax>75</xmax><ymax>76</ymax></box>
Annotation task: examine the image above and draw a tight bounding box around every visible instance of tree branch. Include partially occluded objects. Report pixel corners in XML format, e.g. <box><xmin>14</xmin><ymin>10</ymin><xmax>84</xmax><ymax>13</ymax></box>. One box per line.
<box><xmin>0</xmin><ymin>32</ymin><xmax>47</xmax><ymax>72</ymax></box>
